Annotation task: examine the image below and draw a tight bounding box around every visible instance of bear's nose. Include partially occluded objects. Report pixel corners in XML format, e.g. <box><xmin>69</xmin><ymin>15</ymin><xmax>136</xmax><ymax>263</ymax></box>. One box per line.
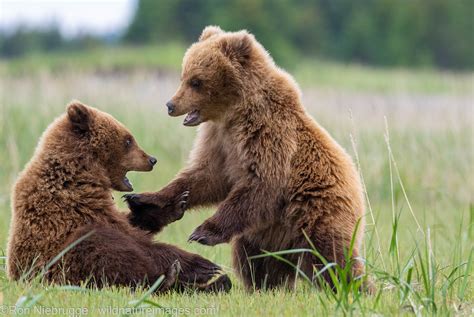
<box><xmin>149</xmin><ymin>157</ymin><xmax>157</xmax><ymax>166</ymax></box>
<box><xmin>166</xmin><ymin>101</ymin><xmax>175</xmax><ymax>115</ymax></box>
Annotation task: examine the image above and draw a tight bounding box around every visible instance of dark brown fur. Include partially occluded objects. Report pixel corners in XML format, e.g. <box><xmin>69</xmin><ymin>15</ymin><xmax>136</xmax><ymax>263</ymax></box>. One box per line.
<box><xmin>6</xmin><ymin>101</ymin><xmax>231</xmax><ymax>292</ymax></box>
<box><xmin>127</xmin><ymin>26</ymin><xmax>369</xmax><ymax>291</ymax></box>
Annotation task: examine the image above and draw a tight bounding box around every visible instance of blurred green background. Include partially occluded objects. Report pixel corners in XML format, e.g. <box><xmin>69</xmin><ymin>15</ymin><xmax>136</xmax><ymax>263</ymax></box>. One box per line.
<box><xmin>1</xmin><ymin>0</ymin><xmax>473</xmax><ymax>70</ymax></box>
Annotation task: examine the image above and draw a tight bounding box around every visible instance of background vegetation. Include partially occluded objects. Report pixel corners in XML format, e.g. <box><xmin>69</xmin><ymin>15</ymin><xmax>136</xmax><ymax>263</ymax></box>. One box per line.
<box><xmin>125</xmin><ymin>0</ymin><xmax>474</xmax><ymax>69</ymax></box>
<box><xmin>1</xmin><ymin>0</ymin><xmax>473</xmax><ymax>69</ymax></box>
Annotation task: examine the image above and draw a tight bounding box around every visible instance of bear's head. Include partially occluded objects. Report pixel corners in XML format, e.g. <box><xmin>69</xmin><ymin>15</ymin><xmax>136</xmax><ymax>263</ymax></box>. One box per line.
<box><xmin>64</xmin><ymin>101</ymin><xmax>157</xmax><ymax>192</ymax></box>
<box><xmin>166</xmin><ymin>26</ymin><xmax>269</xmax><ymax>126</ymax></box>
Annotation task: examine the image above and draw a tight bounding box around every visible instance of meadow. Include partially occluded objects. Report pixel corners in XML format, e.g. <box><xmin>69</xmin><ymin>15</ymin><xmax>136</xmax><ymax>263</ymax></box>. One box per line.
<box><xmin>0</xmin><ymin>47</ymin><xmax>472</xmax><ymax>316</ymax></box>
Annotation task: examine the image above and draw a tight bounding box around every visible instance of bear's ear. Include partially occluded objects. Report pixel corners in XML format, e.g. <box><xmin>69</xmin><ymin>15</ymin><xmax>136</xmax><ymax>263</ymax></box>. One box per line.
<box><xmin>199</xmin><ymin>25</ymin><xmax>223</xmax><ymax>41</ymax></box>
<box><xmin>67</xmin><ymin>101</ymin><xmax>90</xmax><ymax>134</ymax></box>
<box><xmin>219</xmin><ymin>31</ymin><xmax>253</xmax><ymax>66</ymax></box>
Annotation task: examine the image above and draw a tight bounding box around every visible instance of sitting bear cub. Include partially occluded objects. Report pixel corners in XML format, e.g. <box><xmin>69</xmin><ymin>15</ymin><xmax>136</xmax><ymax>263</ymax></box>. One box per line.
<box><xmin>7</xmin><ymin>101</ymin><xmax>231</xmax><ymax>292</ymax></box>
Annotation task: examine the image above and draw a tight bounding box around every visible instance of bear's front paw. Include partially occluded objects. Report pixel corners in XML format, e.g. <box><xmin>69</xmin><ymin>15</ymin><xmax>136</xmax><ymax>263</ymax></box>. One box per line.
<box><xmin>124</xmin><ymin>191</ymin><xmax>188</xmax><ymax>221</ymax></box>
<box><xmin>124</xmin><ymin>191</ymin><xmax>189</xmax><ymax>232</ymax></box>
<box><xmin>123</xmin><ymin>192</ymin><xmax>160</xmax><ymax>213</ymax></box>
<box><xmin>188</xmin><ymin>222</ymin><xmax>229</xmax><ymax>246</ymax></box>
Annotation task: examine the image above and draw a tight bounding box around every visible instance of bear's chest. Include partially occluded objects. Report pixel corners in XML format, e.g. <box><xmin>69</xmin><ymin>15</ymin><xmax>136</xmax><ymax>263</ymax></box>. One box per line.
<box><xmin>220</xmin><ymin>132</ymin><xmax>248</xmax><ymax>185</ymax></box>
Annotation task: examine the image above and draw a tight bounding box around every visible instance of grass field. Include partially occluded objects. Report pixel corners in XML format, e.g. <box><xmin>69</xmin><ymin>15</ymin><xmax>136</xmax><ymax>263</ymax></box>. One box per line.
<box><xmin>1</xmin><ymin>43</ymin><xmax>473</xmax><ymax>94</ymax></box>
<box><xmin>0</xmin><ymin>47</ymin><xmax>473</xmax><ymax>316</ymax></box>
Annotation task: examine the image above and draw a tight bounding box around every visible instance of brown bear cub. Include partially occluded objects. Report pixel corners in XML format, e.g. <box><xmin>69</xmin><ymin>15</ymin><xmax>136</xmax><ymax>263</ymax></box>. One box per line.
<box><xmin>7</xmin><ymin>101</ymin><xmax>231</xmax><ymax>292</ymax></box>
<box><xmin>126</xmin><ymin>26</ymin><xmax>370</xmax><ymax>290</ymax></box>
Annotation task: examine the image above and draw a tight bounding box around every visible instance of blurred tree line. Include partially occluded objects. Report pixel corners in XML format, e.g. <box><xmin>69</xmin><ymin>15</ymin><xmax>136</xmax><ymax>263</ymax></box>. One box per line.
<box><xmin>1</xmin><ymin>0</ymin><xmax>472</xmax><ymax>70</ymax></box>
<box><xmin>125</xmin><ymin>0</ymin><xmax>474</xmax><ymax>69</ymax></box>
<box><xmin>0</xmin><ymin>25</ymin><xmax>102</xmax><ymax>58</ymax></box>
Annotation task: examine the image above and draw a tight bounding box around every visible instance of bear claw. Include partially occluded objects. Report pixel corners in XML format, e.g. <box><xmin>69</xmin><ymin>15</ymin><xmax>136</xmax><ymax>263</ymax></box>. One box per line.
<box><xmin>122</xmin><ymin>193</ymin><xmax>137</xmax><ymax>203</ymax></box>
<box><xmin>207</xmin><ymin>274</ymin><xmax>232</xmax><ymax>292</ymax></box>
<box><xmin>162</xmin><ymin>260</ymin><xmax>181</xmax><ymax>290</ymax></box>
<box><xmin>188</xmin><ymin>225</ymin><xmax>226</xmax><ymax>246</ymax></box>
<box><xmin>188</xmin><ymin>231</ymin><xmax>209</xmax><ymax>244</ymax></box>
<box><xmin>177</xmin><ymin>191</ymin><xmax>189</xmax><ymax>211</ymax></box>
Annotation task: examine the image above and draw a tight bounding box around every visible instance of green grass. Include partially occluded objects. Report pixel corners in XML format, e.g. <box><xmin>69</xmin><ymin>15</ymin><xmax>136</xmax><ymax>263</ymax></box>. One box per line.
<box><xmin>1</xmin><ymin>44</ymin><xmax>473</xmax><ymax>93</ymax></box>
<box><xmin>0</xmin><ymin>43</ymin><xmax>185</xmax><ymax>76</ymax></box>
<box><xmin>0</xmin><ymin>61</ymin><xmax>472</xmax><ymax>315</ymax></box>
<box><xmin>294</xmin><ymin>59</ymin><xmax>474</xmax><ymax>93</ymax></box>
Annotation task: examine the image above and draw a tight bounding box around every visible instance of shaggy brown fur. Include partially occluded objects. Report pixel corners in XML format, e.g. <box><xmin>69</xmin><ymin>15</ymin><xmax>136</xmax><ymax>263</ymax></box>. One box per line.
<box><xmin>126</xmin><ymin>26</ymin><xmax>368</xmax><ymax>290</ymax></box>
<box><xmin>6</xmin><ymin>101</ymin><xmax>231</xmax><ymax>292</ymax></box>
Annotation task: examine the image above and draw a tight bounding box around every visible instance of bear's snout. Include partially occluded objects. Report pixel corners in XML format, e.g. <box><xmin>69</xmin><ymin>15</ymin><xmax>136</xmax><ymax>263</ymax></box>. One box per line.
<box><xmin>148</xmin><ymin>156</ymin><xmax>157</xmax><ymax>166</ymax></box>
<box><xmin>166</xmin><ymin>101</ymin><xmax>175</xmax><ymax>115</ymax></box>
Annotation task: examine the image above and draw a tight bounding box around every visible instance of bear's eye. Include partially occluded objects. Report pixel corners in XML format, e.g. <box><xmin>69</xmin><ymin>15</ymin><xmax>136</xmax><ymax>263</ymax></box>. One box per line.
<box><xmin>125</xmin><ymin>138</ymin><xmax>133</xmax><ymax>149</ymax></box>
<box><xmin>189</xmin><ymin>78</ymin><xmax>202</xmax><ymax>89</ymax></box>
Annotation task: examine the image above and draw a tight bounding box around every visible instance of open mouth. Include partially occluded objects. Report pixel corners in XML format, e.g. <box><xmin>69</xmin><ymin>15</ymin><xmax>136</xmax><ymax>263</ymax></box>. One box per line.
<box><xmin>123</xmin><ymin>175</ymin><xmax>133</xmax><ymax>191</ymax></box>
<box><xmin>183</xmin><ymin>109</ymin><xmax>202</xmax><ymax>126</ymax></box>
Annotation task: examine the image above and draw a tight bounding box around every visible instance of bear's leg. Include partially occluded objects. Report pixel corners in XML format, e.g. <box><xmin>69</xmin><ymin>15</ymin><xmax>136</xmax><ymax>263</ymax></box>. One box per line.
<box><xmin>348</xmin><ymin>249</ymin><xmax>374</xmax><ymax>293</ymax></box>
<box><xmin>296</xmin><ymin>233</ymin><xmax>345</xmax><ymax>289</ymax></box>
<box><xmin>149</xmin><ymin>243</ymin><xmax>232</xmax><ymax>292</ymax></box>
<box><xmin>232</xmin><ymin>235</ymin><xmax>295</xmax><ymax>290</ymax></box>
<box><xmin>49</xmin><ymin>225</ymin><xmax>176</xmax><ymax>291</ymax></box>
<box><xmin>232</xmin><ymin>235</ymin><xmax>259</xmax><ymax>290</ymax></box>
<box><xmin>299</xmin><ymin>233</ymin><xmax>371</xmax><ymax>292</ymax></box>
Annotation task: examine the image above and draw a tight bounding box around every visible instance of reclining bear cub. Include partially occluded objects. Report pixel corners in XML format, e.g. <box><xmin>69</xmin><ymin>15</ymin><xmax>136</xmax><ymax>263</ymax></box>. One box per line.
<box><xmin>7</xmin><ymin>101</ymin><xmax>231</xmax><ymax>292</ymax></box>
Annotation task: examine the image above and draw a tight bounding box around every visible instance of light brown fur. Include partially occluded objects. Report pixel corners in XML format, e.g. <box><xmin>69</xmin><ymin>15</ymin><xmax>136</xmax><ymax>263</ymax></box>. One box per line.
<box><xmin>128</xmin><ymin>26</ymin><xmax>368</xmax><ymax>290</ymax></box>
<box><xmin>6</xmin><ymin>101</ymin><xmax>231</xmax><ymax>292</ymax></box>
